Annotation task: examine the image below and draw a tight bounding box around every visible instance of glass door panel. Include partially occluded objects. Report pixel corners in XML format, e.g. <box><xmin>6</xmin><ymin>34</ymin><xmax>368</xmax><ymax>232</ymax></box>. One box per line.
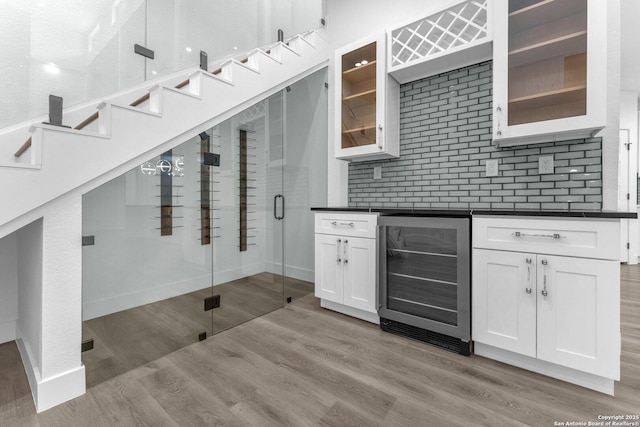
<box><xmin>81</xmin><ymin>135</ymin><xmax>213</xmax><ymax>388</ymax></box>
<box><xmin>283</xmin><ymin>68</ymin><xmax>328</xmax><ymax>302</ymax></box>
<box><xmin>507</xmin><ymin>0</ymin><xmax>587</xmax><ymax>125</ymax></box>
<box><xmin>210</xmin><ymin>92</ymin><xmax>285</xmax><ymax>334</ymax></box>
<box><xmin>341</xmin><ymin>42</ymin><xmax>377</xmax><ymax>149</ymax></box>
<box><xmin>81</xmin><ymin>71</ymin><xmax>326</xmax><ymax>387</ymax></box>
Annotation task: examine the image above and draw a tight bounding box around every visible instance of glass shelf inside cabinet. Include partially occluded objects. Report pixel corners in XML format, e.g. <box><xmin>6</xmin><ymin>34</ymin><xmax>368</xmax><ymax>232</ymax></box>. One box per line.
<box><xmin>341</xmin><ymin>42</ymin><xmax>377</xmax><ymax>149</ymax></box>
<box><xmin>507</xmin><ymin>0</ymin><xmax>587</xmax><ymax>126</ymax></box>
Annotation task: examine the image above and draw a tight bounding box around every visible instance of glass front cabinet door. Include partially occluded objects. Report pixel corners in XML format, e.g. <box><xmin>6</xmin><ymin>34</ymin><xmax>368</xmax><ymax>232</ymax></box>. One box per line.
<box><xmin>334</xmin><ymin>33</ymin><xmax>400</xmax><ymax>161</ymax></box>
<box><xmin>492</xmin><ymin>0</ymin><xmax>607</xmax><ymax>147</ymax></box>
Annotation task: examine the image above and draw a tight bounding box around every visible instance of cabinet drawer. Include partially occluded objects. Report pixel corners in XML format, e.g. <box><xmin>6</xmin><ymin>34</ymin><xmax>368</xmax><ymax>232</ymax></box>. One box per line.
<box><xmin>315</xmin><ymin>212</ymin><xmax>378</xmax><ymax>238</ymax></box>
<box><xmin>473</xmin><ymin>216</ymin><xmax>619</xmax><ymax>260</ymax></box>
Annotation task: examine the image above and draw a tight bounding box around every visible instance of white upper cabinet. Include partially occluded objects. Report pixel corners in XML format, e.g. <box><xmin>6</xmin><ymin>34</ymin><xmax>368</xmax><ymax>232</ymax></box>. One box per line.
<box><xmin>334</xmin><ymin>33</ymin><xmax>400</xmax><ymax>161</ymax></box>
<box><xmin>492</xmin><ymin>0</ymin><xmax>607</xmax><ymax>147</ymax></box>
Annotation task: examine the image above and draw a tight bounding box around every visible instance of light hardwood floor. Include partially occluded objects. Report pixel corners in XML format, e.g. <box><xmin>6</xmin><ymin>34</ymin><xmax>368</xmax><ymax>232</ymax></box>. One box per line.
<box><xmin>82</xmin><ymin>273</ymin><xmax>314</xmax><ymax>388</ymax></box>
<box><xmin>1</xmin><ymin>265</ymin><xmax>639</xmax><ymax>426</ymax></box>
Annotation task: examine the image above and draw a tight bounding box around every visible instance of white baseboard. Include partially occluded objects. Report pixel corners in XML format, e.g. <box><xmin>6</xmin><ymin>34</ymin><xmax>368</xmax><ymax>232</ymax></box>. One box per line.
<box><xmin>83</xmin><ymin>274</ymin><xmax>211</xmax><ymax>320</ymax></box>
<box><xmin>16</xmin><ymin>334</ymin><xmax>39</xmax><ymax>408</ymax></box>
<box><xmin>320</xmin><ymin>299</ymin><xmax>379</xmax><ymax>324</ymax></box>
<box><xmin>284</xmin><ymin>265</ymin><xmax>314</xmax><ymax>283</ymax></box>
<box><xmin>0</xmin><ymin>319</ymin><xmax>16</xmax><ymax>344</ymax></box>
<box><xmin>474</xmin><ymin>342</ymin><xmax>615</xmax><ymax>395</ymax></box>
<box><xmin>16</xmin><ymin>332</ymin><xmax>85</xmax><ymax>413</ymax></box>
<box><xmin>214</xmin><ymin>263</ymin><xmax>265</xmax><ymax>286</ymax></box>
<box><xmin>36</xmin><ymin>365</ymin><xmax>85</xmax><ymax>413</ymax></box>
<box><xmin>265</xmin><ymin>262</ymin><xmax>314</xmax><ymax>283</ymax></box>
<box><xmin>83</xmin><ymin>264</ymin><xmax>273</xmax><ymax>320</ymax></box>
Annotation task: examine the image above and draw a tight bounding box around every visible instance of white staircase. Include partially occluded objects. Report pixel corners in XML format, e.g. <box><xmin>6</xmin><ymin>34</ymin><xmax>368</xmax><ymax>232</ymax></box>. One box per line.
<box><xmin>0</xmin><ymin>29</ymin><xmax>329</xmax><ymax>239</ymax></box>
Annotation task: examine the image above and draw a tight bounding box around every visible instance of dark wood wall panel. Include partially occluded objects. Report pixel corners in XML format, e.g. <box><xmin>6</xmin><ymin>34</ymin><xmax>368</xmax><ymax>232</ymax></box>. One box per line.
<box><xmin>200</xmin><ymin>136</ymin><xmax>211</xmax><ymax>245</ymax></box>
<box><xmin>239</xmin><ymin>129</ymin><xmax>248</xmax><ymax>252</ymax></box>
<box><xmin>160</xmin><ymin>150</ymin><xmax>173</xmax><ymax>236</ymax></box>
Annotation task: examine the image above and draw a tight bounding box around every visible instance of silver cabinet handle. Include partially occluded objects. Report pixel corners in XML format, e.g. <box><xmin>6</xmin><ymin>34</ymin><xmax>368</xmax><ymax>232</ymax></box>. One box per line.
<box><xmin>378</xmin><ymin>124</ymin><xmax>383</xmax><ymax>150</ymax></box>
<box><xmin>513</xmin><ymin>231</ymin><xmax>562</xmax><ymax>239</ymax></box>
<box><xmin>541</xmin><ymin>259</ymin><xmax>548</xmax><ymax>297</ymax></box>
<box><xmin>337</xmin><ymin>238</ymin><xmax>341</xmax><ymax>263</ymax></box>
<box><xmin>526</xmin><ymin>257</ymin><xmax>532</xmax><ymax>294</ymax></box>
<box><xmin>343</xmin><ymin>239</ymin><xmax>348</xmax><ymax>264</ymax></box>
<box><xmin>331</xmin><ymin>221</ymin><xmax>354</xmax><ymax>227</ymax></box>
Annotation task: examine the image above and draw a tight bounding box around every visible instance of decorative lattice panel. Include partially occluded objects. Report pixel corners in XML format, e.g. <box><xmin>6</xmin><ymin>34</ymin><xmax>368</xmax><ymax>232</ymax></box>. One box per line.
<box><xmin>390</xmin><ymin>0</ymin><xmax>489</xmax><ymax>68</ymax></box>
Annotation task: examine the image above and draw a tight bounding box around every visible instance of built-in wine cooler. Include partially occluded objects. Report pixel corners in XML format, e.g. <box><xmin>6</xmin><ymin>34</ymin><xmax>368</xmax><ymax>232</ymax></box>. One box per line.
<box><xmin>378</xmin><ymin>215</ymin><xmax>471</xmax><ymax>355</ymax></box>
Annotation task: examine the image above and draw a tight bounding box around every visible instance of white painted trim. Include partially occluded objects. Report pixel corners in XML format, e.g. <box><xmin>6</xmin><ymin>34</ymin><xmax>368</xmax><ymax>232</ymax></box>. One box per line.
<box><xmin>35</xmin><ymin>365</ymin><xmax>85</xmax><ymax>413</ymax></box>
<box><xmin>474</xmin><ymin>342</ymin><xmax>615</xmax><ymax>395</ymax></box>
<box><xmin>213</xmin><ymin>263</ymin><xmax>266</xmax><ymax>288</ymax></box>
<box><xmin>252</xmin><ymin>48</ymin><xmax>283</xmax><ymax>65</ymax></box>
<box><xmin>83</xmin><ymin>274</ymin><xmax>211</xmax><ymax>320</ymax></box>
<box><xmin>265</xmin><ymin>262</ymin><xmax>314</xmax><ymax>283</ymax></box>
<box><xmin>320</xmin><ymin>299</ymin><xmax>380</xmax><ymax>324</ymax></box>
<box><xmin>222</xmin><ymin>59</ymin><xmax>260</xmax><ymax>74</ymax></box>
<box><xmin>84</xmin><ymin>263</ymin><xmax>274</xmax><ymax>321</ymax></box>
<box><xmin>0</xmin><ymin>319</ymin><xmax>16</xmax><ymax>344</ymax></box>
<box><xmin>28</xmin><ymin>123</ymin><xmax>110</xmax><ymax>139</ymax></box>
<box><xmin>16</xmin><ymin>335</ymin><xmax>39</xmax><ymax>409</ymax></box>
<box><xmin>0</xmin><ymin>162</ymin><xmax>41</xmax><ymax>170</ymax></box>
<box><xmin>284</xmin><ymin>265</ymin><xmax>314</xmax><ymax>283</ymax></box>
<box><xmin>109</xmin><ymin>102</ymin><xmax>163</xmax><ymax>118</ymax></box>
<box><xmin>160</xmin><ymin>85</ymin><xmax>203</xmax><ymax>100</ymax></box>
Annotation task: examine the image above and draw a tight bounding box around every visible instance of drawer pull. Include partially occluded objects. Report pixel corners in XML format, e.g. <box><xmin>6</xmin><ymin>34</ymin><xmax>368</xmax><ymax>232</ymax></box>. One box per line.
<box><xmin>513</xmin><ymin>231</ymin><xmax>562</xmax><ymax>240</ymax></box>
<box><xmin>331</xmin><ymin>221</ymin><xmax>354</xmax><ymax>227</ymax></box>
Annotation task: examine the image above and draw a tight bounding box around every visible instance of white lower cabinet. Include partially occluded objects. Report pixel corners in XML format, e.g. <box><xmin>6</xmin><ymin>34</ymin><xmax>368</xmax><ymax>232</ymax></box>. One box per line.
<box><xmin>315</xmin><ymin>234</ymin><xmax>376</xmax><ymax>312</ymax></box>
<box><xmin>473</xmin><ymin>249</ymin><xmax>619</xmax><ymax>379</ymax></box>
<box><xmin>472</xmin><ymin>216</ymin><xmax>621</xmax><ymax>394</ymax></box>
<box><xmin>314</xmin><ymin>212</ymin><xmax>378</xmax><ymax>323</ymax></box>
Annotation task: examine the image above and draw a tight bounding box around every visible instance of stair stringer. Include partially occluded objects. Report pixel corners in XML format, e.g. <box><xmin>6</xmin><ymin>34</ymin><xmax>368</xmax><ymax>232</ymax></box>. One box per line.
<box><xmin>0</xmin><ymin>31</ymin><xmax>329</xmax><ymax>240</ymax></box>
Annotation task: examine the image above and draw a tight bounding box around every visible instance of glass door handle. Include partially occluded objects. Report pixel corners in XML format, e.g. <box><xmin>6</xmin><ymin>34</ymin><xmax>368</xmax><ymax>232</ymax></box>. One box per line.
<box><xmin>273</xmin><ymin>194</ymin><xmax>284</xmax><ymax>220</ymax></box>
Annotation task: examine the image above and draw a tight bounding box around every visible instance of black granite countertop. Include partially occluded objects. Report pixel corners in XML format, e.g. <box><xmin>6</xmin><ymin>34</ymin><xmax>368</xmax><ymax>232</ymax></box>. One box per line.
<box><xmin>310</xmin><ymin>207</ymin><xmax>637</xmax><ymax>219</ymax></box>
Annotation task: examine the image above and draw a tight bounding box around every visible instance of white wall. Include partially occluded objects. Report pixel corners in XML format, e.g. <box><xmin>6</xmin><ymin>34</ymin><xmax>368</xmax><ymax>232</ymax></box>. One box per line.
<box><xmin>0</xmin><ymin>231</ymin><xmax>19</xmax><ymax>343</ymax></box>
